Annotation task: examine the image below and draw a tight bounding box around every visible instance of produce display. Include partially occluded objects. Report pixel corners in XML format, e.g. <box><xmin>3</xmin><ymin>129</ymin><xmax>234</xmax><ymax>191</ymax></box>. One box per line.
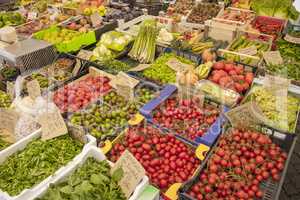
<box><xmin>151</xmin><ymin>96</ymin><xmax>219</xmax><ymax>141</ymax></box>
<box><xmin>37</xmin><ymin>157</ymin><xmax>125</xmax><ymax>200</ymax></box>
<box><xmin>185</xmin><ymin>128</ymin><xmax>288</xmax><ymax>199</ymax></box>
<box><xmin>109</xmin><ymin>125</ymin><xmax>200</xmax><ymax>190</ymax></box>
<box><xmin>0</xmin><ymin>134</ymin><xmax>83</xmax><ymax>196</ymax></box>
<box><xmin>207</xmin><ymin>60</ymin><xmax>254</xmax><ymax>94</ymax></box>
<box><xmin>53</xmin><ymin>76</ymin><xmax>111</xmax><ymax>112</ymax></box>
<box><xmin>70</xmin><ymin>87</ymin><xmax>155</xmax><ymax>142</ymax></box>
<box><xmin>17</xmin><ymin>14</ymin><xmax>70</xmax><ymax>36</ymax></box>
<box><xmin>246</xmin><ymin>85</ymin><xmax>299</xmax><ymax>132</ymax></box>
<box><xmin>129</xmin><ymin>19</ymin><xmax>158</xmax><ymax>63</ymax></box>
<box><xmin>216</xmin><ymin>8</ymin><xmax>255</xmax><ymax>25</ymax></box>
<box><xmin>187</xmin><ymin>3</ymin><xmax>221</xmax><ymax>24</ymax></box>
<box><xmin>224</xmin><ymin>35</ymin><xmax>270</xmax><ymax>64</ymax></box>
<box><xmin>250</xmin><ymin>16</ymin><xmax>285</xmax><ymax>41</ymax></box>
<box><xmin>0</xmin><ymin>91</ymin><xmax>12</xmax><ymax>108</ymax></box>
<box><xmin>142</xmin><ymin>53</ymin><xmax>195</xmax><ymax>84</ymax></box>
<box><xmin>250</xmin><ymin>0</ymin><xmax>299</xmax><ymax>20</ymax></box>
<box><xmin>0</xmin><ymin>12</ymin><xmax>25</xmax><ymax>27</ymax></box>
<box><xmin>276</xmin><ymin>39</ymin><xmax>300</xmax><ymax>62</ymax></box>
<box><xmin>0</xmin><ymin>1</ymin><xmax>299</xmax><ymax>199</ymax></box>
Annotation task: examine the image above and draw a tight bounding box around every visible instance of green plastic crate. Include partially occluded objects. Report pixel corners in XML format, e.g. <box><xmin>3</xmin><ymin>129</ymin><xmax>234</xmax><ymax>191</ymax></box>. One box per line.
<box><xmin>34</xmin><ymin>26</ymin><xmax>96</xmax><ymax>53</ymax></box>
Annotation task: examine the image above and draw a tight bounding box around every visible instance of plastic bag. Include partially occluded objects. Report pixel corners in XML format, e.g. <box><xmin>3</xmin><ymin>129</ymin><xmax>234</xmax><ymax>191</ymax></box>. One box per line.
<box><xmin>98</xmin><ymin>31</ymin><xmax>133</xmax><ymax>52</ymax></box>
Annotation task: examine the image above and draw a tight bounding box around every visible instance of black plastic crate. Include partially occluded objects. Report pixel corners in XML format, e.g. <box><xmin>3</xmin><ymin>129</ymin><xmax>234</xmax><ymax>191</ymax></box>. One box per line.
<box><xmin>178</xmin><ymin>124</ymin><xmax>297</xmax><ymax>200</ymax></box>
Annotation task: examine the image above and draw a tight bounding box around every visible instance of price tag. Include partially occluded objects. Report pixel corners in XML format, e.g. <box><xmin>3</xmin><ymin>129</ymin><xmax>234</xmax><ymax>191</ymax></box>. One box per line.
<box><xmin>128</xmin><ymin>64</ymin><xmax>150</xmax><ymax>72</ymax></box>
<box><xmin>166</xmin><ymin>58</ymin><xmax>193</xmax><ymax>72</ymax></box>
<box><xmin>111</xmin><ymin>150</ymin><xmax>146</xmax><ymax>198</ymax></box>
<box><xmin>68</xmin><ymin>124</ymin><xmax>87</xmax><ymax>144</ymax></box>
<box><xmin>118</xmin><ymin>72</ymin><xmax>140</xmax><ymax>88</ymax></box>
<box><xmin>284</xmin><ymin>34</ymin><xmax>300</xmax><ymax>44</ymax></box>
<box><xmin>27</xmin><ymin>12</ymin><xmax>38</xmax><ymax>20</ymax></box>
<box><xmin>90</xmin><ymin>12</ymin><xmax>102</xmax><ymax>27</ymax></box>
<box><xmin>116</xmin><ymin>84</ymin><xmax>135</xmax><ymax>100</ymax></box>
<box><xmin>238</xmin><ymin>45</ymin><xmax>257</xmax><ymax>56</ymax></box>
<box><xmin>72</xmin><ymin>50</ymin><xmax>93</xmax><ymax>76</ymax></box>
<box><xmin>263</xmin><ymin>75</ymin><xmax>290</xmax><ymax>91</ymax></box>
<box><xmin>26</xmin><ymin>79</ymin><xmax>41</xmax><ymax>100</ymax></box>
<box><xmin>263</xmin><ymin>51</ymin><xmax>283</xmax><ymax>65</ymax></box>
<box><xmin>6</xmin><ymin>81</ymin><xmax>15</xmax><ymax>98</ymax></box>
<box><xmin>39</xmin><ymin>108</ymin><xmax>68</xmax><ymax>141</ymax></box>
<box><xmin>225</xmin><ymin>101</ymin><xmax>265</xmax><ymax>129</ymax></box>
<box><xmin>0</xmin><ymin>109</ymin><xmax>19</xmax><ymax>143</ymax></box>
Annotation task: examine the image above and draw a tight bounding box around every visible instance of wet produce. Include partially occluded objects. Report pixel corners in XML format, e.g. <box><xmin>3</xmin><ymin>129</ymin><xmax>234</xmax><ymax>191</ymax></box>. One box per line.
<box><xmin>129</xmin><ymin>19</ymin><xmax>158</xmax><ymax>63</ymax></box>
<box><xmin>53</xmin><ymin>76</ymin><xmax>111</xmax><ymax>112</ymax></box>
<box><xmin>109</xmin><ymin>125</ymin><xmax>200</xmax><ymax>190</ymax></box>
<box><xmin>152</xmin><ymin>97</ymin><xmax>220</xmax><ymax>141</ymax></box>
<box><xmin>37</xmin><ymin>157</ymin><xmax>125</xmax><ymax>200</ymax></box>
<box><xmin>0</xmin><ymin>135</ymin><xmax>83</xmax><ymax>196</ymax></box>
<box><xmin>187</xmin><ymin>3</ymin><xmax>221</xmax><ymax>24</ymax></box>
<box><xmin>142</xmin><ymin>53</ymin><xmax>195</xmax><ymax>84</ymax></box>
<box><xmin>186</xmin><ymin>128</ymin><xmax>287</xmax><ymax>199</ymax></box>
<box><xmin>208</xmin><ymin>60</ymin><xmax>254</xmax><ymax>94</ymax></box>
<box><xmin>0</xmin><ymin>67</ymin><xmax>19</xmax><ymax>81</ymax></box>
<box><xmin>247</xmin><ymin>86</ymin><xmax>299</xmax><ymax>132</ymax></box>
<box><xmin>0</xmin><ymin>12</ymin><xmax>25</xmax><ymax>28</ymax></box>
<box><xmin>0</xmin><ymin>91</ymin><xmax>12</xmax><ymax>108</ymax></box>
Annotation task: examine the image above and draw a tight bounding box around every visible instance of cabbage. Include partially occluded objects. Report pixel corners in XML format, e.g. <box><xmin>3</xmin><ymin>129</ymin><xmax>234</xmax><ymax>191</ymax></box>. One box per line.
<box><xmin>98</xmin><ymin>31</ymin><xmax>133</xmax><ymax>52</ymax></box>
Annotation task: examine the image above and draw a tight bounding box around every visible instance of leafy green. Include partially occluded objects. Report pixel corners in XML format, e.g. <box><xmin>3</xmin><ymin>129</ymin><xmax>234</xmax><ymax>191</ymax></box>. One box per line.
<box><xmin>251</xmin><ymin>0</ymin><xmax>299</xmax><ymax>20</ymax></box>
<box><xmin>143</xmin><ymin>53</ymin><xmax>195</xmax><ymax>84</ymax></box>
<box><xmin>0</xmin><ymin>135</ymin><xmax>83</xmax><ymax>196</ymax></box>
<box><xmin>267</xmin><ymin>62</ymin><xmax>300</xmax><ymax>81</ymax></box>
<box><xmin>37</xmin><ymin>157</ymin><xmax>126</xmax><ymax>200</ymax></box>
<box><xmin>98</xmin><ymin>59</ymin><xmax>132</xmax><ymax>75</ymax></box>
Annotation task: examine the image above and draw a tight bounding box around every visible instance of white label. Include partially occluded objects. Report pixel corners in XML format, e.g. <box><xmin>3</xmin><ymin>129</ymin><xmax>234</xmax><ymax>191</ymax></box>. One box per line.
<box><xmin>238</xmin><ymin>45</ymin><xmax>257</xmax><ymax>56</ymax></box>
<box><xmin>263</xmin><ymin>51</ymin><xmax>283</xmax><ymax>65</ymax></box>
<box><xmin>27</xmin><ymin>12</ymin><xmax>38</xmax><ymax>20</ymax></box>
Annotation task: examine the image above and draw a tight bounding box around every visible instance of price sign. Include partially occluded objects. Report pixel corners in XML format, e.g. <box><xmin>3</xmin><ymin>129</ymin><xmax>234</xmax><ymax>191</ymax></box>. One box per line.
<box><xmin>111</xmin><ymin>150</ymin><xmax>146</xmax><ymax>198</ymax></box>
<box><xmin>90</xmin><ymin>12</ymin><xmax>102</xmax><ymax>27</ymax></box>
<box><xmin>6</xmin><ymin>81</ymin><xmax>15</xmax><ymax>98</ymax></box>
<box><xmin>39</xmin><ymin>108</ymin><xmax>68</xmax><ymax>141</ymax></box>
<box><xmin>26</xmin><ymin>79</ymin><xmax>41</xmax><ymax>100</ymax></box>
<box><xmin>166</xmin><ymin>58</ymin><xmax>193</xmax><ymax>72</ymax></box>
<box><xmin>263</xmin><ymin>51</ymin><xmax>283</xmax><ymax>65</ymax></box>
<box><xmin>225</xmin><ymin>102</ymin><xmax>265</xmax><ymax>129</ymax></box>
<box><xmin>128</xmin><ymin>64</ymin><xmax>150</xmax><ymax>72</ymax></box>
<box><xmin>0</xmin><ymin>109</ymin><xmax>19</xmax><ymax>143</ymax></box>
<box><xmin>68</xmin><ymin>124</ymin><xmax>87</xmax><ymax>144</ymax></box>
<box><xmin>72</xmin><ymin>50</ymin><xmax>93</xmax><ymax>76</ymax></box>
<box><xmin>284</xmin><ymin>34</ymin><xmax>300</xmax><ymax>44</ymax></box>
<box><xmin>238</xmin><ymin>45</ymin><xmax>257</xmax><ymax>56</ymax></box>
<box><xmin>263</xmin><ymin>75</ymin><xmax>290</xmax><ymax>91</ymax></box>
<box><xmin>118</xmin><ymin>72</ymin><xmax>140</xmax><ymax>88</ymax></box>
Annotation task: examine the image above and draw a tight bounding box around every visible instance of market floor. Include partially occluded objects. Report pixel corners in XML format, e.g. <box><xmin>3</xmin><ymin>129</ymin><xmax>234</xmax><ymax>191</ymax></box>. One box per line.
<box><xmin>280</xmin><ymin>137</ymin><xmax>300</xmax><ymax>199</ymax></box>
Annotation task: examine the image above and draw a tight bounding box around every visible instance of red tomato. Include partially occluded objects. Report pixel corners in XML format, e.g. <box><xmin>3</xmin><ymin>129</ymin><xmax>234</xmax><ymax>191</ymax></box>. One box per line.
<box><xmin>235</xmin><ymin>65</ymin><xmax>244</xmax><ymax>75</ymax></box>
<box><xmin>213</xmin><ymin>61</ymin><xmax>225</xmax><ymax>70</ymax></box>
<box><xmin>245</xmin><ymin>72</ymin><xmax>254</xmax><ymax>84</ymax></box>
<box><xmin>224</xmin><ymin>63</ymin><xmax>235</xmax><ymax>72</ymax></box>
<box><xmin>234</xmin><ymin>82</ymin><xmax>244</xmax><ymax>93</ymax></box>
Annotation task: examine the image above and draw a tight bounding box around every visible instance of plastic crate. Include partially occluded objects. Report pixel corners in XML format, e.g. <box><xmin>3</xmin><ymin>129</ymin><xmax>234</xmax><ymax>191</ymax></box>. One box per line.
<box><xmin>178</xmin><ymin>125</ymin><xmax>297</xmax><ymax>200</ymax></box>
<box><xmin>139</xmin><ymin>84</ymin><xmax>229</xmax><ymax>147</ymax></box>
<box><xmin>33</xmin><ymin>26</ymin><xmax>96</xmax><ymax>53</ymax></box>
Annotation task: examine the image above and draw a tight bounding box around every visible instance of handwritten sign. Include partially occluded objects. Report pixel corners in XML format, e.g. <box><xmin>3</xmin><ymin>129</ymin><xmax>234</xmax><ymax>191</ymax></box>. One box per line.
<box><xmin>116</xmin><ymin>84</ymin><xmax>134</xmax><ymax>100</ymax></box>
<box><xmin>27</xmin><ymin>12</ymin><xmax>37</xmax><ymax>20</ymax></box>
<box><xmin>263</xmin><ymin>51</ymin><xmax>283</xmax><ymax>65</ymax></box>
<box><xmin>263</xmin><ymin>75</ymin><xmax>290</xmax><ymax>91</ymax></box>
<box><xmin>128</xmin><ymin>64</ymin><xmax>150</xmax><ymax>72</ymax></box>
<box><xmin>238</xmin><ymin>45</ymin><xmax>257</xmax><ymax>56</ymax></box>
<box><xmin>26</xmin><ymin>79</ymin><xmax>41</xmax><ymax>100</ymax></box>
<box><xmin>90</xmin><ymin>12</ymin><xmax>102</xmax><ymax>27</ymax></box>
<box><xmin>225</xmin><ymin>101</ymin><xmax>265</xmax><ymax>129</ymax></box>
<box><xmin>0</xmin><ymin>109</ymin><xmax>19</xmax><ymax>143</ymax></box>
<box><xmin>117</xmin><ymin>72</ymin><xmax>140</xmax><ymax>88</ymax></box>
<box><xmin>166</xmin><ymin>58</ymin><xmax>193</xmax><ymax>72</ymax></box>
<box><xmin>73</xmin><ymin>50</ymin><xmax>93</xmax><ymax>76</ymax></box>
<box><xmin>39</xmin><ymin>108</ymin><xmax>68</xmax><ymax>141</ymax></box>
<box><xmin>111</xmin><ymin>150</ymin><xmax>146</xmax><ymax>198</ymax></box>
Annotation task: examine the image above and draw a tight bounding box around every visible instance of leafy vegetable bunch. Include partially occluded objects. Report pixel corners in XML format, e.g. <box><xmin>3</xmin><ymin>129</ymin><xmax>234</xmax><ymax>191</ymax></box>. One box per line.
<box><xmin>37</xmin><ymin>157</ymin><xmax>126</xmax><ymax>200</ymax></box>
<box><xmin>267</xmin><ymin>62</ymin><xmax>300</xmax><ymax>81</ymax></box>
<box><xmin>0</xmin><ymin>135</ymin><xmax>83</xmax><ymax>196</ymax></box>
<box><xmin>277</xmin><ymin>39</ymin><xmax>300</xmax><ymax>62</ymax></box>
<box><xmin>251</xmin><ymin>0</ymin><xmax>299</xmax><ymax>20</ymax></box>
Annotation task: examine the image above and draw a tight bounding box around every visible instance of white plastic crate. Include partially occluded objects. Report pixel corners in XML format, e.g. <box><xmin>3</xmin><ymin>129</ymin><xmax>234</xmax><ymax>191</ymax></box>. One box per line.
<box><xmin>32</xmin><ymin>146</ymin><xmax>149</xmax><ymax>200</ymax></box>
<box><xmin>0</xmin><ymin>129</ymin><xmax>96</xmax><ymax>200</ymax></box>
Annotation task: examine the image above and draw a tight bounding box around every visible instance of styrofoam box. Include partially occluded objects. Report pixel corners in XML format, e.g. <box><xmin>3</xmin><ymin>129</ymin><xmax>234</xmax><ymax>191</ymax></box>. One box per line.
<box><xmin>0</xmin><ymin>129</ymin><xmax>96</xmax><ymax>200</ymax></box>
<box><xmin>32</xmin><ymin>146</ymin><xmax>149</xmax><ymax>200</ymax></box>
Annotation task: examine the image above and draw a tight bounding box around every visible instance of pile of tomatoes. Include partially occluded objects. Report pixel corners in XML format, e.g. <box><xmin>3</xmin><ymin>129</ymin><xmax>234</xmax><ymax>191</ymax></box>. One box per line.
<box><xmin>187</xmin><ymin>128</ymin><xmax>287</xmax><ymax>200</ymax></box>
<box><xmin>109</xmin><ymin>125</ymin><xmax>200</xmax><ymax>190</ymax></box>
<box><xmin>208</xmin><ymin>61</ymin><xmax>254</xmax><ymax>94</ymax></box>
<box><xmin>53</xmin><ymin>76</ymin><xmax>111</xmax><ymax>112</ymax></box>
